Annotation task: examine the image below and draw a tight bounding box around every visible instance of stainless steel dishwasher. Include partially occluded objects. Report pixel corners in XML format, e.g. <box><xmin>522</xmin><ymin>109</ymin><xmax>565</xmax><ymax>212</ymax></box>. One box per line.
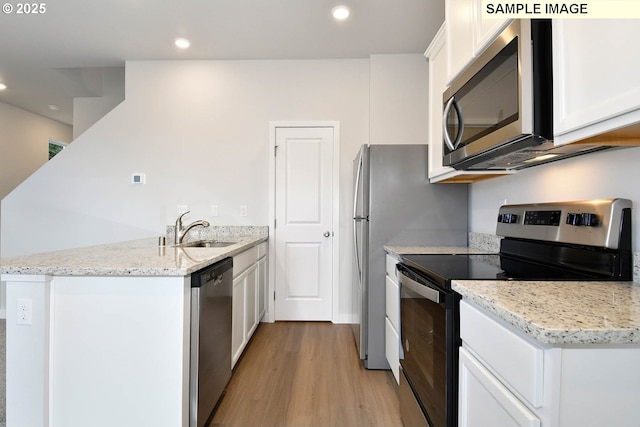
<box><xmin>190</xmin><ymin>257</ymin><xmax>233</xmax><ymax>427</ymax></box>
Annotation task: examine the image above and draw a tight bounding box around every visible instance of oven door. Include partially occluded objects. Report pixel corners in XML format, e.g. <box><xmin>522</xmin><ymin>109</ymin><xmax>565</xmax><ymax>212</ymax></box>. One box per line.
<box><xmin>398</xmin><ymin>264</ymin><xmax>459</xmax><ymax>427</ymax></box>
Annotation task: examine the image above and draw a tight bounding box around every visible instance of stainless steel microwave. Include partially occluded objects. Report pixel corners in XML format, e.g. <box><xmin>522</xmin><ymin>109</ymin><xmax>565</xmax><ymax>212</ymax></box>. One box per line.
<box><xmin>442</xmin><ymin>19</ymin><xmax>608</xmax><ymax>170</ymax></box>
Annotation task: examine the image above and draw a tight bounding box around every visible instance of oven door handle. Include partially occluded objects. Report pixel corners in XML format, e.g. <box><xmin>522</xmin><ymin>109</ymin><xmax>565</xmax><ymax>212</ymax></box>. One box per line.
<box><xmin>398</xmin><ymin>270</ymin><xmax>441</xmax><ymax>304</ymax></box>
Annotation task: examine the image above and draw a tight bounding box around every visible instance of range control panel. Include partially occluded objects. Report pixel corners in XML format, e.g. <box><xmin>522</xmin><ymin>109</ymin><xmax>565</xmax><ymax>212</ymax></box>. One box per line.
<box><xmin>496</xmin><ymin>199</ymin><xmax>632</xmax><ymax>249</ymax></box>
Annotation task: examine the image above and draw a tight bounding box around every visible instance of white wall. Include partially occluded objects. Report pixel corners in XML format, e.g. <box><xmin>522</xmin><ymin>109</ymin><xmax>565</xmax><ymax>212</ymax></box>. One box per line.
<box><xmin>2</xmin><ymin>58</ymin><xmax>373</xmax><ymax>320</ymax></box>
<box><xmin>72</xmin><ymin>67</ymin><xmax>125</xmax><ymax>139</ymax></box>
<box><xmin>0</xmin><ymin>101</ymin><xmax>72</xmax><ymax>257</ymax></box>
<box><xmin>469</xmin><ymin>146</ymin><xmax>640</xmax><ymax>249</ymax></box>
<box><xmin>0</xmin><ymin>102</ymin><xmax>72</xmax><ymax>203</ymax></box>
<box><xmin>1</xmin><ymin>55</ymin><xmax>430</xmax><ymax>322</ymax></box>
<box><xmin>369</xmin><ymin>54</ymin><xmax>429</xmax><ymax>144</ymax></box>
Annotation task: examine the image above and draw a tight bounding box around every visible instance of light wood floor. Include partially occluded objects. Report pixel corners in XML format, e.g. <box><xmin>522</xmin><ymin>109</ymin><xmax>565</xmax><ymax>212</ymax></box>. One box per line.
<box><xmin>211</xmin><ymin>322</ymin><xmax>402</xmax><ymax>427</ymax></box>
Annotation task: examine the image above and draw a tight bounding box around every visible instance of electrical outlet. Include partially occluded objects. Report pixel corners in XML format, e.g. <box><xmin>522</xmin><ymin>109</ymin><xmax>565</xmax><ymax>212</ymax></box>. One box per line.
<box><xmin>240</xmin><ymin>205</ymin><xmax>248</xmax><ymax>217</ymax></box>
<box><xmin>211</xmin><ymin>205</ymin><xmax>219</xmax><ymax>217</ymax></box>
<box><xmin>16</xmin><ymin>298</ymin><xmax>32</xmax><ymax>325</ymax></box>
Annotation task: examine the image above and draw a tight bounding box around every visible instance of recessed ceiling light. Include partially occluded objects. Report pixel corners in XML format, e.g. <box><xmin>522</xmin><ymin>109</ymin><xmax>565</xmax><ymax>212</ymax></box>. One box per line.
<box><xmin>332</xmin><ymin>5</ymin><xmax>350</xmax><ymax>20</ymax></box>
<box><xmin>175</xmin><ymin>38</ymin><xmax>191</xmax><ymax>49</ymax></box>
<box><xmin>0</xmin><ymin>83</ymin><xmax>7</xmax><ymax>90</ymax></box>
<box><xmin>48</xmin><ymin>104</ymin><xmax>60</xmax><ymax>111</ymax></box>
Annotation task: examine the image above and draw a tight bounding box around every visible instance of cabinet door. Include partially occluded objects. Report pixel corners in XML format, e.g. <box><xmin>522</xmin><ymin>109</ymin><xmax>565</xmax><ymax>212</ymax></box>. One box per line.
<box><xmin>257</xmin><ymin>256</ymin><xmax>267</xmax><ymax>321</ymax></box>
<box><xmin>385</xmin><ymin>275</ymin><xmax>400</xmax><ymax>332</ymax></box>
<box><xmin>232</xmin><ymin>273</ymin><xmax>247</xmax><ymax>367</ymax></box>
<box><xmin>427</xmin><ymin>25</ymin><xmax>454</xmax><ymax>180</ymax></box>
<box><xmin>385</xmin><ymin>317</ymin><xmax>400</xmax><ymax>384</ymax></box>
<box><xmin>245</xmin><ymin>265</ymin><xmax>258</xmax><ymax>339</ymax></box>
<box><xmin>553</xmin><ymin>20</ymin><xmax>640</xmax><ymax>145</ymax></box>
<box><xmin>459</xmin><ymin>347</ymin><xmax>540</xmax><ymax>427</ymax></box>
<box><xmin>446</xmin><ymin>0</ymin><xmax>474</xmax><ymax>82</ymax></box>
<box><xmin>474</xmin><ymin>9</ymin><xmax>510</xmax><ymax>56</ymax></box>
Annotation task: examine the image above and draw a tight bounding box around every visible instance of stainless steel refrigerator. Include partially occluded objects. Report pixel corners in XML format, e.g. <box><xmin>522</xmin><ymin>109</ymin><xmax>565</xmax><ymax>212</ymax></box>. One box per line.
<box><xmin>352</xmin><ymin>144</ymin><xmax>468</xmax><ymax>369</ymax></box>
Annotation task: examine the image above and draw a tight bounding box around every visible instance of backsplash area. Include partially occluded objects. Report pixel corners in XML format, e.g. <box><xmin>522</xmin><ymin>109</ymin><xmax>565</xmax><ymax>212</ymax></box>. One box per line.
<box><xmin>469</xmin><ymin>232</ymin><xmax>640</xmax><ymax>283</ymax></box>
<box><xmin>166</xmin><ymin>225</ymin><xmax>269</xmax><ymax>244</ymax></box>
<box><xmin>468</xmin><ymin>232</ymin><xmax>501</xmax><ymax>253</ymax></box>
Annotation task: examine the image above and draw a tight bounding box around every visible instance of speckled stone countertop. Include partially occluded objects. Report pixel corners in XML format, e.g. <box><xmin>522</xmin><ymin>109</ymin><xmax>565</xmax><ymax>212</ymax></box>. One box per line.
<box><xmin>453</xmin><ymin>280</ymin><xmax>640</xmax><ymax>346</ymax></box>
<box><xmin>384</xmin><ymin>245</ymin><xmax>494</xmax><ymax>257</ymax></box>
<box><xmin>0</xmin><ymin>234</ymin><xmax>267</xmax><ymax>277</ymax></box>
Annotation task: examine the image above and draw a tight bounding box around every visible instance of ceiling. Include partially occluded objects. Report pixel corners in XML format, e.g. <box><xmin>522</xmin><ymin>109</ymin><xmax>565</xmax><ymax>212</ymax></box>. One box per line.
<box><xmin>0</xmin><ymin>0</ymin><xmax>445</xmax><ymax>126</ymax></box>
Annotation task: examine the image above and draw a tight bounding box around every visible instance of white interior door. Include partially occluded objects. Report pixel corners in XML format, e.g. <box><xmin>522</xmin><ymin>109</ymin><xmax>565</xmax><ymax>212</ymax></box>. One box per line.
<box><xmin>274</xmin><ymin>126</ymin><xmax>334</xmax><ymax>321</ymax></box>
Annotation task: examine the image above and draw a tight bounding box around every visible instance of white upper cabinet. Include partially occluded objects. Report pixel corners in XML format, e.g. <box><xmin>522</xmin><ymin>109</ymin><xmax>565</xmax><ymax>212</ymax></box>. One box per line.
<box><xmin>473</xmin><ymin>3</ymin><xmax>511</xmax><ymax>56</ymax></box>
<box><xmin>446</xmin><ymin>0</ymin><xmax>474</xmax><ymax>83</ymax></box>
<box><xmin>427</xmin><ymin>25</ymin><xmax>456</xmax><ymax>181</ymax></box>
<box><xmin>553</xmin><ymin>20</ymin><xmax>640</xmax><ymax>146</ymax></box>
<box><xmin>446</xmin><ymin>0</ymin><xmax>510</xmax><ymax>83</ymax></box>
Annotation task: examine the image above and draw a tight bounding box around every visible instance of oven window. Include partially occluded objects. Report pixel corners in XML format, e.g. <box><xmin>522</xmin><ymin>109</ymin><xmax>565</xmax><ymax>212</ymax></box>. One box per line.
<box><xmin>401</xmin><ymin>286</ymin><xmax>447</xmax><ymax>427</ymax></box>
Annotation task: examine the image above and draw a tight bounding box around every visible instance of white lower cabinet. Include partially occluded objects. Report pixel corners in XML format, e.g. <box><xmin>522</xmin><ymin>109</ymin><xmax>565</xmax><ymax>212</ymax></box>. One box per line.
<box><xmin>460</xmin><ymin>299</ymin><xmax>640</xmax><ymax>427</ymax></box>
<box><xmin>385</xmin><ymin>317</ymin><xmax>400</xmax><ymax>383</ymax></box>
<box><xmin>459</xmin><ymin>347</ymin><xmax>540</xmax><ymax>427</ymax></box>
<box><xmin>232</xmin><ymin>242</ymin><xmax>268</xmax><ymax>367</ymax></box>
<box><xmin>384</xmin><ymin>253</ymin><xmax>401</xmax><ymax>383</ymax></box>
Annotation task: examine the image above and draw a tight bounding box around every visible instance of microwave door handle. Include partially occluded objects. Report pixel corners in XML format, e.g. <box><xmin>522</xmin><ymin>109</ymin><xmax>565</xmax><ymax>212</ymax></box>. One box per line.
<box><xmin>443</xmin><ymin>97</ymin><xmax>464</xmax><ymax>151</ymax></box>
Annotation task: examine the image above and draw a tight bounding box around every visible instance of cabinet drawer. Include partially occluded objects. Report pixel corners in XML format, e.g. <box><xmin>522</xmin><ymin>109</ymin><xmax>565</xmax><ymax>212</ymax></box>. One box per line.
<box><xmin>233</xmin><ymin>246</ymin><xmax>258</xmax><ymax>278</ymax></box>
<box><xmin>459</xmin><ymin>347</ymin><xmax>540</xmax><ymax>427</ymax></box>
<box><xmin>385</xmin><ymin>254</ymin><xmax>399</xmax><ymax>281</ymax></box>
<box><xmin>460</xmin><ymin>301</ymin><xmax>544</xmax><ymax>408</ymax></box>
<box><xmin>257</xmin><ymin>241</ymin><xmax>267</xmax><ymax>258</ymax></box>
<box><xmin>385</xmin><ymin>317</ymin><xmax>400</xmax><ymax>384</ymax></box>
<box><xmin>385</xmin><ymin>275</ymin><xmax>400</xmax><ymax>331</ymax></box>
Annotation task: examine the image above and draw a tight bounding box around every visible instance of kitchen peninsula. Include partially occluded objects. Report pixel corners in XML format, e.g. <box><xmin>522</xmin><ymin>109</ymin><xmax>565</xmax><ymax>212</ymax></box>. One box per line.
<box><xmin>0</xmin><ymin>227</ymin><xmax>267</xmax><ymax>427</ymax></box>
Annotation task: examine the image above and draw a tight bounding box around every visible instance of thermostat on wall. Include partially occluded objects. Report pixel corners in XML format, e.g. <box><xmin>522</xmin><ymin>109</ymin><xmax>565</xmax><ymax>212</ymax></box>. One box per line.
<box><xmin>132</xmin><ymin>173</ymin><xmax>146</xmax><ymax>184</ymax></box>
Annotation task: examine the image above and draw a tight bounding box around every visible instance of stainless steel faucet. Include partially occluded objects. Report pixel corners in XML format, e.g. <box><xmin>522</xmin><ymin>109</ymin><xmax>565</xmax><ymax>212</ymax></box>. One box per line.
<box><xmin>174</xmin><ymin>211</ymin><xmax>210</xmax><ymax>245</ymax></box>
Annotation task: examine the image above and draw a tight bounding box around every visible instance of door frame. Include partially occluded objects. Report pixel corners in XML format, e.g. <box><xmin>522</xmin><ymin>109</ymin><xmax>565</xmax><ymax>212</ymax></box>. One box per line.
<box><xmin>267</xmin><ymin>121</ymin><xmax>341</xmax><ymax>323</ymax></box>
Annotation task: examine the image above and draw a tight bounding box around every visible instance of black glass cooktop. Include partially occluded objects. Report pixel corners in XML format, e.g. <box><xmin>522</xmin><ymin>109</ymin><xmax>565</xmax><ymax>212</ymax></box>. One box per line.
<box><xmin>400</xmin><ymin>253</ymin><xmax>606</xmax><ymax>290</ymax></box>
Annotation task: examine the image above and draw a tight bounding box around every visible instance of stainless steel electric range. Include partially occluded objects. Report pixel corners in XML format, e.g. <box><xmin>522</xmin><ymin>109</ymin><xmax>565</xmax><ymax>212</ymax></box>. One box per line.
<box><xmin>396</xmin><ymin>198</ymin><xmax>633</xmax><ymax>427</ymax></box>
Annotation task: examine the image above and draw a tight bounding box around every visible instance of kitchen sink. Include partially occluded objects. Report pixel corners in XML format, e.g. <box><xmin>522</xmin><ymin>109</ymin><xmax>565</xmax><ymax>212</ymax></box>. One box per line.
<box><xmin>180</xmin><ymin>240</ymin><xmax>236</xmax><ymax>248</ymax></box>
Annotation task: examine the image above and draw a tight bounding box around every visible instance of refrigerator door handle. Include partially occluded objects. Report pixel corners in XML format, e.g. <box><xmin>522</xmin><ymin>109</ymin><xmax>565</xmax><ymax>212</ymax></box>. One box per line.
<box><xmin>353</xmin><ymin>148</ymin><xmax>363</xmax><ymax>220</ymax></box>
<box><xmin>353</xmin><ymin>150</ymin><xmax>364</xmax><ymax>284</ymax></box>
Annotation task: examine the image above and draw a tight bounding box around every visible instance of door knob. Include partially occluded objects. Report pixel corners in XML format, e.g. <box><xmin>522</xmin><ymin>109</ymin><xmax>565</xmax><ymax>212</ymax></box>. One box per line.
<box><xmin>324</xmin><ymin>231</ymin><xmax>331</xmax><ymax>237</ymax></box>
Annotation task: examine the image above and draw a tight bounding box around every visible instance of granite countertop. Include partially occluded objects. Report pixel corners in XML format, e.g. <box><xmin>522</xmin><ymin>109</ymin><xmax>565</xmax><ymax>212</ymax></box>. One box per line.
<box><xmin>453</xmin><ymin>280</ymin><xmax>640</xmax><ymax>346</ymax></box>
<box><xmin>384</xmin><ymin>245</ymin><xmax>494</xmax><ymax>257</ymax></box>
<box><xmin>0</xmin><ymin>235</ymin><xmax>268</xmax><ymax>277</ymax></box>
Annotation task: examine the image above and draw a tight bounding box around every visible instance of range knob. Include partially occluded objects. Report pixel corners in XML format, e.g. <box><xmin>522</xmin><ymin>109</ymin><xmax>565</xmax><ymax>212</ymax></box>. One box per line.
<box><xmin>566</xmin><ymin>212</ymin><xmax>581</xmax><ymax>226</ymax></box>
<box><xmin>500</xmin><ymin>213</ymin><xmax>518</xmax><ymax>224</ymax></box>
<box><xmin>581</xmin><ymin>213</ymin><xmax>599</xmax><ymax>227</ymax></box>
